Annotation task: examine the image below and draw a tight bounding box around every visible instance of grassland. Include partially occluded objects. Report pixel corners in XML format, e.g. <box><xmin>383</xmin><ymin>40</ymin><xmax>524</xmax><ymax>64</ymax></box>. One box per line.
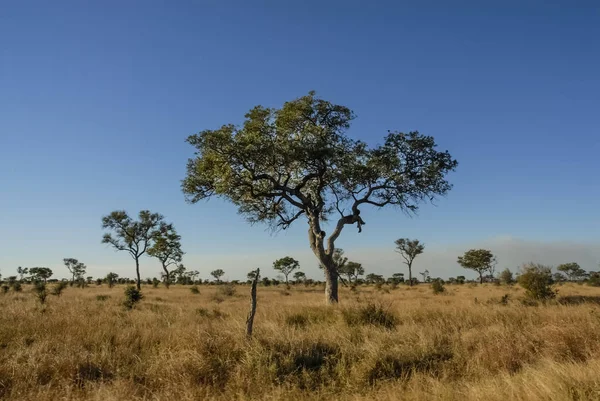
<box><xmin>1</xmin><ymin>283</ymin><xmax>600</xmax><ymax>400</ymax></box>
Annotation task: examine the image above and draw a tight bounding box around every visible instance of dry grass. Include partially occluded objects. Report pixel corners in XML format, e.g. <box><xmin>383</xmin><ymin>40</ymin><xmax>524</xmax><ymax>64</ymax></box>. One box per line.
<box><xmin>1</xmin><ymin>283</ymin><xmax>600</xmax><ymax>400</ymax></box>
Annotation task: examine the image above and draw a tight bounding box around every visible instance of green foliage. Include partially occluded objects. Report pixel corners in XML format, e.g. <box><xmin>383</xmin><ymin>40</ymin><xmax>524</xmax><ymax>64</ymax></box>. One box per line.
<box><xmin>431</xmin><ymin>279</ymin><xmax>445</xmax><ymax>294</ymax></box>
<box><xmin>342</xmin><ymin>303</ymin><xmax>397</xmax><ymax>329</ymax></box>
<box><xmin>588</xmin><ymin>271</ymin><xmax>600</xmax><ymax>287</ymax></box>
<box><xmin>28</xmin><ymin>267</ymin><xmax>53</xmax><ymax>283</ymax></box>
<box><xmin>102</xmin><ymin>210</ymin><xmax>164</xmax><ymax>289</ymax></box>
<box><xmin>123</xmin><ymin>285</ymin><xmax>144</xmax><ymax>309</ymax></box>
<box><xmin>394</xmin><ymin>238</ymin><xmax>425</xmax><ymax>286</ymax></box>
<box><xmin>365</xmin><ymin>273</ymin><xmax>384</xmax><ymax>284</ymax></box>
<box><xmin>1</xmin><ymin>285</ymin><xmax>9</xmax><ymax>294</ymax></box>
<box><xmin>210</xmin><ymin>269</ymin><xmax>225</xmax><ymax>283</ymax></box>
<box><xmin>339</xmin><ymin>260</ymin><xmax>364</xmax><ymax>284</ymax></box>
<box><xmin>293</xmin><ymin>271</ymin><xmax>306</xmax><ymax>283</ymax></box>
<box><xmin>105</xmin><ymin>272</ymin><xmax>118</xmax><ymax>288</ymax></box>
<box><xmin>147</xmin><ymin>222</ymin><xmax>184</xmax><ymax>287</ymax></box>
<box><xmin>63</xmin><ymin>258</ymin><xmax>86</xmax><ymax>283</ymax></box>
<box><xmin>51</xmin><ymin>281</ymin><xmax>68</xmax><ymax>296</ymax></box>
<box><xmin>557</xmin><ymin>262</ymin><xmax>586</xmax><ymax>281</ymax></box>
<box><xmin>499</xmin><ymin>268</ymin><xmax>514</xmax><ymax>285</ymax></box>
<box><xmin>273</xmin><ymin>256</ymin><xmax>300</xmax><ymax>287</ymax></box>
<box><xmin>190</xmin><ymin>285</ymin><xmax>200</xmax><ymax>294</ymax></box>
<box><xmin>33</xmin><ymin>282</ymin><xmax>48</xmax><ymax>305</ymax></box>
<box><xmin>518</xmin><ymin>263</ymin><xmax>556</xmax><ymax>300</ymax></box>
<box><xmin>457</xmin><ymin>249</ymin><xmax>496</xmax><ymax>284</ymax></box>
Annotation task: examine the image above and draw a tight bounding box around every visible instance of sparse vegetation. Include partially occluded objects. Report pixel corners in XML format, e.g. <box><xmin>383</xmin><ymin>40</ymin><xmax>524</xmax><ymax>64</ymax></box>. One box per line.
<box><xmin>431</xmin><ymin>279</ymin><xmax>445</xmax><ymax>294</ymax></box>
<box><xmin>123</xmin><ymin>285</ymin><xmax>144</xmax><ymax>309</ymax></box>
<box><xmin>518</xmin><ymin>263</ymin><xmax>557</xmax><ymax>300</ymax></box>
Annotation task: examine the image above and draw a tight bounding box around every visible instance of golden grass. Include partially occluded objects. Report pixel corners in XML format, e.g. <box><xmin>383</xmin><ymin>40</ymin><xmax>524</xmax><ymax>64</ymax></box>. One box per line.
<box><xmin>2</xmin><ymin>283</ymin><xmax>600</xmax><ymax>400</ymax></box>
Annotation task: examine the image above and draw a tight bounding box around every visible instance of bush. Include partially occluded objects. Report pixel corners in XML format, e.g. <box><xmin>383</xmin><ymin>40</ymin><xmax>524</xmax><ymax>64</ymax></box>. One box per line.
<box><xmin>96</xmin><ymin>295</ymin><xmax>110</xmax><ymax>301</ymax></box>
<box><xmin>152</xmin><ymin>278</ymin><xmax>160</xmax><ymax>288</ymax></box>
<box><xmin>123</xmin><ymin>286</ymin><xmax>143</xmax><ymax>309</ymax></box>
<box><xmin>190</xmin><ymin>285</ymin><xmax>200</xmax><ymax>294</ymax></box>
<box><xmin>499</xmin><ymin>268</ymin><xmax>514</xmax><ymax>285</ymax></box>
<box><xmin>431</xmin><ymin>279</ymin><xmax>445</xmax><ymax>294</ymax></box>
<box><xmin>11</xmin><ymin>282</ymin><xmax>22</xmax><ymax>292</ymax></box>
<box><xmin>51</xmin><ymin>281</ymin><xmax>68</xmax><ymax>297</ymax></box>
<box><xmin>33</xmin><ymin>282</ymin><xmax>47</xmax><ymax>305</ymax></box>
<box><xmin>342</xmin><ymin>303</ymin><xmax>397</xmax><ymax>329</ymax></box>
<box><xmin>217</xmin><ymin>283</ymin><xmax>236</xmax><ymax>297</ymax></box>
<box><xmin>1</xmin><ymin>285</ymin><xmax>9</xmax><ymax>294</ymax></box>
<box><xmin>518</xmin><ymin>263</ymin><xmax>556</xmax><ymax>300</ymax></box>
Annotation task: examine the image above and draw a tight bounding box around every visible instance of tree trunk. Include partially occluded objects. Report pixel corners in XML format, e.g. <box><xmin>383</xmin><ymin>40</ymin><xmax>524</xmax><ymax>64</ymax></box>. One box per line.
<box><xmin>479</xmin><ymin>272</ymin><xmax>483</xmax><ymax>284</ymax></box>
<box><xmin>324</xmin><ymin>262</ymin><xmax>339</xmax><ymax>304</ymax></box>
<box><xmin>135</xmin><ymin>258</ymin><xmax>141</xmax><ymax>290</ymax></box>
<box><xmin>246</xmin><ymin>268</ymin><xmax>260</xmax><ymax>338</ymax></box>
<box><xmin>408</xmin><ymin>263</ymin><xmax>413</xmax><ymax>286</ymax></box>
<box><xmin>162</xmin><ymin>264</ymin><xmax>170</xmax><ymax>288</ymax></box>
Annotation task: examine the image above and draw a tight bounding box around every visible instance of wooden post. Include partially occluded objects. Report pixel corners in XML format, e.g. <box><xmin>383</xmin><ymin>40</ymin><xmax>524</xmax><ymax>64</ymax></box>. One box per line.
<box><xmin>246</xmin><ymin>268</ymin><xmax>260</xmax><ymax>338</ymax></box>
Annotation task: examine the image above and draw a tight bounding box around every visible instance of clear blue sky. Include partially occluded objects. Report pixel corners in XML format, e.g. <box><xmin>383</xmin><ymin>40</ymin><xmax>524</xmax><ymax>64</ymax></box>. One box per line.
<box><xmin>1</xmin><ymin>1</ymin><xmax>599</xmax><ymax>280</ymax></box>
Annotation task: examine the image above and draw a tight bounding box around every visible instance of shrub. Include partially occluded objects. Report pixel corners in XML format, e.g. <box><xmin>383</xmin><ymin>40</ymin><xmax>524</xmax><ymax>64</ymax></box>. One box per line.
<box><xmin>11</xmin><ymin>282</ymin><xmax>22</xmax><ymax>292</ymax></box>
<box><xmin>499</xmin><ymin>268</ymin><xmax>514</xmax><ymax>285</ymax></box>
<box><xmin>431</xmin><ymin>279</ymin><xmax>445</xmax><ymax>294</ymax></box>
<box><xmin>190</xmin><ymin>285</ymin><xmax>200</xmax><ymax>294</ymax></box>
<box><xmin>218</xmin><ymin>283</ymin><xmax>236</xmax><ymax>297</ymax></box>
<box><xmin>33</xmin><ymin>282</ymin><xmax>47</xmax><ymax>305</ymax></box>
<box><xmin>123</xmin><ymin>286</ymin><xmax>143</xmax><ymax>309</ymax></box>
<box><xmin>518</xmin><ymin>263</ymin><xmax>556</xmax><ymax>300</ymax></box>
<box><xmin>342</xmin><ymin>303</ymin><xmax>397</xmax><ymax>329</ymax></box>
<box><xmin>152</xmin><ymin>278</ymin><xmax>160</xmax><ymax>288</ymax></box>
<box><xmin>1</xmin><ymin>285</ymin><xmax>9</xmax><ymax>294</ymax></box>
<box><xmin>51</xmin><ymin>281</ymin><xmax>68</xmax><ymax>297</ymax></box>
<box><xmin>96</xmin><ymin>295</ymin><xmax>110</xmax><ymax>301</ymax></box>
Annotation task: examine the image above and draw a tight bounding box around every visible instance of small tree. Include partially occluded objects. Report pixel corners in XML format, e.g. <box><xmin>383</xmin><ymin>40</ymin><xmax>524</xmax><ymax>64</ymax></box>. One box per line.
<box><xmin>273</xmin><ymin>256</ymin><xmax>300</xmax><ymax>288</ymax></box>
<box><xmin>499</xmin><ymin>268</ymin><xmax>514</xmax><ymax>285</ymax></box>
<box><xmin>431</xmin><ymin>279</ymin><xmax>445</xmax><ymax>294</ymax></box>
<box><xmin>17</xmin><ymin>266</ymin><xmax>29</xmax><ymax>281</ymax></box>
<box><xmin>33</xmin><ymin>282</ymin><xmax>48</xmax><ymax>305</ymax></box>
<box><xmin>457</xmin><ymin>249</ymin><xmax>496</xmax><ymax>284</ymax></box>
<box><xmin>390</xmin><ymin>273</ymin><xmax>405</xmax><ymax>284</ymax></box>
<box><xmin>518</xmin><ymin>263</ymin><xmax>556</xmax><ymax>300</ymax></box>
<box><xmin>63</xmin><ymin>258</ymin><xmax>86</xmax><ymax>284</ymax></box>
<box><xmin>123</xmin><ymin>285</ymin><xmax>144</xmax><ymax>309</ymax></box>
<box><xmin>293</xmin><ymin>271</ymin><xmax>306</xmax><ymax>284</ymax></box>
<box><xmin>557</xmin><ymin>262</ymin><xmax>586</xmax><ymax>282</ymax></box>
<box><xmin>211</xmin><ymin>269</ymin><xmax>225</xmax><ymax>284</ymax></box>
<box><xmin>51</xmin><ymin>281</ymin><xmax>68</xmax><ymax>296</ymax></box>
<box><xmin>147</xmin><ymin>222</ymin><xmax>184</xmax><ymax>288</ymax></box>
<box><xmin>182</xmin><ymin>92</ymin><xmax>458</xmax><ymax>303</ymax></box>
<box><xmin>102</xmin><ymin>210</ymin><xmax>164</xmax><ymax>290</ymax></box>
<box><xmin>105</xmin><ymin>272</ymin><xmax>118</xmax><ymax>288</ymax></box>
<box><xmin>29</xmin><ymin>267</ymin><xmax>53</xmax><ymax>283</ymax></box>
<box><xmin>366</xmin><ymin>273</ymin><xmax>384</xmax><ymax>284</ymax></box>
<box><xmin>247</xmin><ymin>270</ymin><xmax>259</xmax><ymax>281</ymax></box>
<box><xmin>419</xmin><ymin>269</ymin><xmax>430</xmax><ymax>283</ymax></box>
<box><xmin>394</xmin><ymin>239</ymin><xmax>425</xmax><ymax>287</ymax></box>
<box><xmin>339</xmin><ymin>261</ymin><xmax>364</xmax><ymax>284</ymax></box>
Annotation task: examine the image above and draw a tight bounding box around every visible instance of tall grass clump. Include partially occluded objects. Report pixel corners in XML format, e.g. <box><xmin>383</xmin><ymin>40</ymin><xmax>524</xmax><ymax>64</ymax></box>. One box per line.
<box><xmin>342</xmin><ymin>303</ymin><xmax>397</xmax><ymax>329</ymax></box>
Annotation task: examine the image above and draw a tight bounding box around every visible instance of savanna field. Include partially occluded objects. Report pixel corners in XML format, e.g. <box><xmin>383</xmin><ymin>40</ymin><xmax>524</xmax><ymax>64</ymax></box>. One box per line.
<box><xmin>2</xmin><ymin>283</ymin><xmax>600</xmax><ymax>401</ymax></box>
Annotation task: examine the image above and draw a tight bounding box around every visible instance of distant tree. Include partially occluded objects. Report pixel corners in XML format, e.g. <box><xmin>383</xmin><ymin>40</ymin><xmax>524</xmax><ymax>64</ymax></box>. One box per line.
<box><xmin>456</xmin><ymin>275</ymin><xmax>466</xmax><ymax>285</ymax></box>
<box><xmin>182</xmin><ymin>92</ymin><xmax>458</xmax><ymax>303</ymax></box>
<box><xmin>457</xmin><ymin>249</ymin><xmax>497</xmax><ymax>284</ymax></box>
<box><xmin>211</xmin><ymin>269</ymin><xmax>225</xmax><ymax>284</ymax></box>
<box><xmin>101</xmin><ymin>210</ymin><xmax>164</xmax><ymax>290</ymax></box>
<box><xmin>557</xmin><ymin>262</ymin><xmax>586</xmax><ymax>281</ymax></box>
<box><xmin>293</xmin><ymin>271</ymin><xmax>306</xmax><ymax>283</ymax></box>
<box><xmin>588</xmin><ymin>271</ymin><xmax>600</xmax><ymax>287</ymax></box>
<box><xmin>63</xmin><ymin>258</ymin><xmax>86</xmax><ymax>284</ymax></box>
<box><xmin>171</xmin><ymin>264</ymin><xmax>187</xmax><ymax>284</ymax></box>
<box><xmin>188</xmin><ymin>270</ymin><xmax>200</xmax><ymax>284</ymax></box>
<box><xmin>247</xmin><ymin>270</ymin><xmax>259</xmax><ymax>281</ymax></box>
<box><xmin>105</xmin><ymin>272</ymin><xmax>119</xmax><ymax>288</ymax></box>
<box><xmin>147</xmin><ymin>222</ymin><xmax>184</xmax><ymax>288</ymax></box>
<box><xmin>365</xmin><ymin>273</ymin><xmax>384</xmax><ymax>284</ymax></box>
<box><xmin>29</xmin><ymin>267</ymin><xmax>53</xmax><ymax>283</ymax></box>
<box><xmin>390</xmin><ymin>272</ymin><xmax>405</xmax><ymax>284</ymax></box>
<box><xmin>419</xmin><ymin>269</ymin><xmax>430</xmax><ymax>283</ymax></box>
<box><xmin>499</xmin><ymin>268</ymin><xmax>514</xmax><ymax>285</ymax></box>
<box><xmin>394</xmin><ymin>238</ymin><xmax>425</xmax><ymax>287</ymax></box>
<box><xmin>338</xmin><ymin>261</ymin><xmax>364</xmax><ymax>284</ymax></box>
<box><xmin>17</xmin><ymin>266</ymin><xmax>29</xmax><ymax>281</ymax></box>
<box><xmin>273</xmin><ymin>256</ymin><xmax>300</xmax><ymax>288</ymax></box>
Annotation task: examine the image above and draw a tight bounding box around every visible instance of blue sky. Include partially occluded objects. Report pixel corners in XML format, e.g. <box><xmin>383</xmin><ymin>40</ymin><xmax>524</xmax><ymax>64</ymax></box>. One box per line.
<box><xmin>1</xmin><ymin>1</ymin><xmax>599</xmax><ymax>281</ymax></box>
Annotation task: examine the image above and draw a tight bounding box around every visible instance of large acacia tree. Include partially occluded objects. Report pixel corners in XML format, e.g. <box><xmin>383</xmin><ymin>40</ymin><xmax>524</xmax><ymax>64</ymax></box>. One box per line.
<box><xmin>182</xmin><ymin>92</ymin><xmax>457</xmax><ymax>303</ymax></box>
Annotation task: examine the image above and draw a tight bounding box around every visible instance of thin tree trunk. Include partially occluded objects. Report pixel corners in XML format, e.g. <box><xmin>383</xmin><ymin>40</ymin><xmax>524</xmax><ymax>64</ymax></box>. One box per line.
<box><xmin>135</xmin><ymin>258</ymin><xmax>141</xmax><ymax>290</ymax></box>
<box><xmin>479</xmin><ymin>272</ymin><xmax>483</xmax><ymax>285</ymax></box>
<box><xmin>408</xmin><ymin>263</ymin><xmax>413</xmax><ymax>286</ymax></box>
<box><xmin>246</xmin><ymin>268</ymin><xmax>260</xmax><ymax>338</ymax></box>
<box><xmin>162</xmin><ymin>263</ymin><xmax>170</xmax><ymax>288</ymax></box>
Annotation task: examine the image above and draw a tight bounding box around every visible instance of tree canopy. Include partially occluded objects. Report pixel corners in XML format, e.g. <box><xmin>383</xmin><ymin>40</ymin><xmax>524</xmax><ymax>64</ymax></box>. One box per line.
<box><xmin>147</xmin><ymin>222</ymin><xmax>184</xmax><ymax>288</ymax></box>
<box><xmin>457</xmin><ymin>249</ymin><xmax>496</xmax><ymax>284</ymax></box>
<box><xmin>182</xmin><ymin>92</ymin><xmax>457</xmax><ymax>303</ymax></box>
